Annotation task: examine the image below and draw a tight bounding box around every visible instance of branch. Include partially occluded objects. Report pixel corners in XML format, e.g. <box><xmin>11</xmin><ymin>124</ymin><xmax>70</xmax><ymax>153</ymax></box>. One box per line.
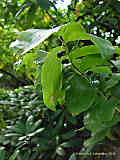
<box><xmin>0</xmin><ymin>69</ymin><xmax>29</xmax><ymax>86</ymax></box>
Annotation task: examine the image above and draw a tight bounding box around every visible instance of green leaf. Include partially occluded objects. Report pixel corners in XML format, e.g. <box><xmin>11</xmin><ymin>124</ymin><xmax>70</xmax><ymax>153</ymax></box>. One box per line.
<box><xmin>53</xmin><ymin>114</ymin><xmax>64</xmax><ymax>135</ymax></box>
<box><xmin>65</xmin><ymin>112</ymin><xmax>77</xmax><ymax>125</ymax></box>
<box><xmin>30</xmin><ymin>119</ymin><xmax>42</xmax><ymax>132</ymax></box>
<box><xmin>72</xmin><ymin>54</ymin><xmax>110</xmax><ymax>72</ymax></box>
<box><xmin>27</xmin><ymin>128</ymin><xmax>44</xmax><ymax>137</ymax></box>
<box><xmin>70</xmin><ymin>45</ymin><xmax>100</xmax><ymax>59</ymax></box>
<box><xmin>84</xmin><ymin>96</ymin><xmax>117</xmax><ymax>134</ymax></box>
<box><xmin>30</xmin><ymin>152</ymin><xmax>39</xmax><ymax>160</ymax></box>
<box><xmin>89</xmin><ymin>66</ymin><xmax>112</xmax><ymax>74</ymax></box>
<box><xmin>10</xmin><ymin>26</ymin><xmax>61</xmax><ymax>54</ymax></box>
<box><xmin>12</xmin><ymin>122</ymin><xmax>26</xmax><ymax>134</ymax></box>
<box><xmin>84</xmin><ymin>114</ymin><xmax>103</xmax><ymax>134</ymax></box>
<box><xmin>56</xmin><ymin>147</ymin><xmax>66</xmax><ymax>156</ymax></box>
<box><xmin>16</xmin><ymin>53</ymin><xmax>36</xmax><ymax>79</ymax></box>
<box><xmin>60</xmin><ymin>22</ymin><xmax>90</xmax><ymax>42</ymax></box>
<box><xmin>90</xmin><ymin>95</ymin><xmax>116</xmax><ymax>121</ymax></box>
<box><xmin>104</xmin><ymin>73</ymin><xmax>120</xmax><ymax>91</ymax></box>
<box><xmin>114</xmin><ymin>46</ymin><xmax>120</xmax><ymax>54</ymax></box>
<box><xmin>26</xmin><ymin>115</ymin><xmax>34</xmax><ymax>132</ymax></box>
<box><xmin>0</xmin><ymin>147</ymin><xmax>5</xmax><ymax>160</ymax></box>
<box><xmin>5</xmin><ymin>133</ymin><xmax>21</xmax><ymax>137</ymax></box>
<box><xmin>111</xmin><ymin>60</ymin><xmax>120</xmax><ymax>71</ymax></box>
<box><xmin>8</xmin><ymin>150</ymin><xmax>19</xmax><ymax>160</ymax></box>
<box><xmin>69</xmin><ymin>153</ymin><xmax>76</xmax><ymax>160</ymax></box>
<box><xmin>66</xmin><ymin>74</ymin><xmax>96</xmax><ymax>115</ymax></box>
<box><xmin>89</xmin><ymin>34</ymin><xmax>115</xmax><ymax>59</ymax></box>
<box><xmin>111</xmin><ymin>84</ymin><xmax>120</xmax><ymax>99</ymax></box>
<box><xmin>41</xmin><ymin>47</ymin><xmax>65</xmax><ymax>111</ymax></box>
<box><xmin>20</xmin><ymin>151</ymin><xmax>31</xmax><ymax>160</ymax></box>
<box><xmin>84</xmin><ymin>129</ymin><xmax>109</xmax><ymax>147</ymax></box>
<box><xmin>0</xmin><ymin>101</ymin><xmax>14</xmax><ymax>105</ymax></box>
<box><xmin>61</xmin><ymin>131</ymin><xmax>76</xmax><ymax>140</ymax></box>
<box><xmin>60</xmin><ymin>138</ymin><xmax>82</xmax><ymax>148</ymax></box>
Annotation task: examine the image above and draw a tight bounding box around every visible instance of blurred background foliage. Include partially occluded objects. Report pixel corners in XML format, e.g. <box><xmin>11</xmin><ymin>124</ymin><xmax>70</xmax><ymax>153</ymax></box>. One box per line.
<box><xmin>1</xmin><ymin>0</ymin><xmax>120</xmax><ymax>159</ymax></box>
<box><xmin>1</xmin><ymin>0</ymin><xmax>120</xmax><ymax>89</ymax></box>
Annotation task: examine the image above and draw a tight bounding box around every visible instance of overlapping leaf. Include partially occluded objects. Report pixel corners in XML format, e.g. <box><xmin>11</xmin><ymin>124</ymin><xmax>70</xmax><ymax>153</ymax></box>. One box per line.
<box><xmin>41</xmin><ymin>47</ymin><xmax>65</xmax><ymax>111</ymax></box>
<box><xmin>59</xmin><ymin>22</ymin><xmax>90</xmax><ymax>42</ymax></box>
<box><xmin>84</xmin><ymin>112</ymin><xmax>120</xmax><ymax>147</ymax></box>
<box><xmin>84</xmin><ymin>95</ymin><xmax>117</xmax><ymax>134</ymax></box>
<box><xmin>72</xmin><ymin>54</ymin><xmax>110</xmax><ymax>72</ymax></box>
<box><xmin>66</xmin><ymin>74</ymin><xmax>96</xmax><ymax>115</ymax></box>
<box><xmin>84</xmin><ymin>129</ymin><xmax>109</xmax><ymax>148</ymax></box>
<box><xmin>70</xmin><ymin>45</ymin><xmax>100</xmax><ymax>59</ymax></box>
<box><xmin>89</xmin><ymin>34</ymin><xmax>115</xmax><ymax>59</ymax></box>
<box><xmin>10</xmin><ymin>26</ymin><xmax>61</xmax><ymax>54</ymax></box>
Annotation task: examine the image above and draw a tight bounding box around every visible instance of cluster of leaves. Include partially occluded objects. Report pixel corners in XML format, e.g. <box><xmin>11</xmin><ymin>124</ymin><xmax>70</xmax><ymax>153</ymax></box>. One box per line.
<box><xmin>9</xmin><ymin>19</ymin><xmax>120</xmax><ymax>159</ymax></box>
<box><xmin>1</xmin><ymin>0</ymin><xmax>120</xmax><ymax>87</ymax></box>
<box><xmin>39</xmin><ymin>22</ymin><xmax>120</xmax><ymax>147</ymax></box>
<box><xmin>0</xmin><ymin>0</ymin><xmax>57</xmax><ymax>87</ymax></box>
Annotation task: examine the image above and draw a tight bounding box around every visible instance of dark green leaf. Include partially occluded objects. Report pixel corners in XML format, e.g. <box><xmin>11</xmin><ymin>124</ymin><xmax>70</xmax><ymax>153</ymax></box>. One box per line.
<box><xmin>8</xmin><ymin>150</ymin><xmax>19</xmax><ymax>160</ymax></box>
<box><xmin>111</xmin><ymin>84</ymin><xmax>120</xmax><ymax>99</ymax></box>
<box><xmin>0</xmin><ymin>147</ymin><xmax>5</xmax><ymax>160</ymax></box>
<box><xmin>111</xmin><ymin>60</ymin><xmax>120</xmax><ymax>71</ymax></box>
<box><xmin>66</xmin><ymin>74</ymin><xmax>96</xmax><ymax>115</ymax></box>
<box><xmin>61</xmin><ymin>131</ymin><xmax>76</xmax><ymax>140</ymax></box>
<box><xmin>60</xmin><ymin>138</ymin><xmax>82</xmax><ymax>148</ymax></box>
<box><xmin>84</xmin><ymin>129</ymin><xmax>109</xmax><ymax>147</ymax></box>
<box><xmin>104</xmin><ymin>73</ymin><xmax>120</xmax><ymax>91</ymax></box>
<box><xmin>53</xmin><ymin>114</ymin><xmax>64</xmax><ymax>135</ymax></box>
<box><xmin>84</xmin><ymin>96</ymin><xmax>117</xmax><ymax>133</ymax></box>
<box><xmin>65</xmin><ymin>112</ymin><xmax>77</xmax><ymax>125</ymax></box>
<box><xmin>89</xmin><ymin>95</ymin><xmax>116</xmax><ymax>121</ymax></box>
<box><xmin>69</xmin><ymin>153</ymin><xmax>76</xmax><ymax>160</ymax></box>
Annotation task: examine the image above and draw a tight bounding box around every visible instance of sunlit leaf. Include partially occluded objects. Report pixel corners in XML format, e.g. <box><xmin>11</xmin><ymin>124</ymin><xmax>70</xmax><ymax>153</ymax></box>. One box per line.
<box><xmin>59</xmin><ymin>22</ymin><xmax>90</xmax><ymax>42</ymax></box>
<box><xmin>10</xmin><ymin>26</ymin><xmax>61</xmax><ymax>54</ymax></box>
<box><xmin>41</xmin><ymin>47</ymin><xmax>65</xmax><ymax>111</ymax></box>
<box><xmin>72</xmin><ymin>54</ymin><xmax>110</xmax><ymax>72</ymax></box>
<box><xmin>70</xmin><ymin>45</ymin><xmax>100</xmax><ymax>59</ymax></box>
<box><xmin>89</xmin><ymin>66</ymin><xmax>112</xmax><ymax>74</ymax></box>
<box><xmin>89</xmin><ymin>34</ymin><xmax>115</xmax><ymax>59</ymax></box>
